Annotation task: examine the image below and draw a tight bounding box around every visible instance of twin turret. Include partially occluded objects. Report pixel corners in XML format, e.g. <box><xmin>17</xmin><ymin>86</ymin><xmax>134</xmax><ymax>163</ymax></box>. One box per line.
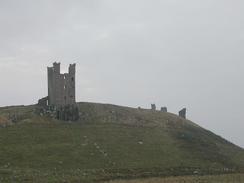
<box><xmin>47</xmin><ymin>62</ymin><xmax>76</xmax><ymax>106</ymax></box>
<box><xmin>38</xmin><ymin>62</ymin><xmax>79</xmax><ymax>121</ymax></box>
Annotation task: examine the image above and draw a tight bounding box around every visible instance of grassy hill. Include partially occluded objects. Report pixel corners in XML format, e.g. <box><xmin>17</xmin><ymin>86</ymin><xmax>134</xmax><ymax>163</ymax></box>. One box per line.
<box><xmin>0</xmin><ymin>102</ymin><xmax>244</xmax><ymax>182</ymax></box>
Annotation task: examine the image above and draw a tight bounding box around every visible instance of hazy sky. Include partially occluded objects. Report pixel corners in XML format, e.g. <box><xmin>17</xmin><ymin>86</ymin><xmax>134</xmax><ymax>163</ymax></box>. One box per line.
<box><xmin>0</xmin><ymin>0</ymin><xmax>244</xmax><ymax>147</ymax></box>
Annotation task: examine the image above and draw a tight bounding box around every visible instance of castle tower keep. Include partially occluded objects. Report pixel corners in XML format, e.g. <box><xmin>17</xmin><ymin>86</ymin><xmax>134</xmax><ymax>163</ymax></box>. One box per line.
<box><xmin>47</xmin><ymin>62</ymin><xmax>76</xmax><ymax>106</ymax></box>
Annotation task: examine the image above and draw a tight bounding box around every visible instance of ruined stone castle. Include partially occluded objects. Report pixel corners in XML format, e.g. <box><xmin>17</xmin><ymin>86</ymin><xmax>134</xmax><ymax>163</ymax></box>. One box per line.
<box><xmin>48</xmin><ymin>62</ymin><xmax>76</xmax><ymax>106</ymax></box>
<box><xmin>38</xmin><ymin>62</ymin><xmax>186</xmax><ymax>121</ymax></box>
<box><xmin>38</xmin><ymin>62</ymin><xmax>79</xmax><ymax>121</ymax></box>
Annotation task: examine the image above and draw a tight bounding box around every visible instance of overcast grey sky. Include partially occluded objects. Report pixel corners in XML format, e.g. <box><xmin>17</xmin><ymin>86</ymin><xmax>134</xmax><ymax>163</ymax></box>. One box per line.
<box><xmin>0</xmin><ymin>0</ymin><xmax>244</xmax><ymax>147</ymax></box>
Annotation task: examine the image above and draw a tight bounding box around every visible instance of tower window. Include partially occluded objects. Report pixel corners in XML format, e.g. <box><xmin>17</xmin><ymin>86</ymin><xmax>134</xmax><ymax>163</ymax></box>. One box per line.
<box><xmin>71</xmin><ymin>77</ymin><xmax>74</xmax><ymax>82</ymax></box>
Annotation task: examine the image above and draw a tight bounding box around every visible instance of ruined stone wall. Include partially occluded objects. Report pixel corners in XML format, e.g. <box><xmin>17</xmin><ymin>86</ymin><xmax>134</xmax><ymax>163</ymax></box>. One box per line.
<box><xmin>179</xmin><ymin>108</ymin><xmax>186</xmax><ymax>119</ymax></box>
<box><xmin>38</xmin><ymin>96</ymin><xmax>48</xmax><ymax>108</ymax></box>
<box><xmin>47</xmin><ymin>62</ymin><xmax>76</xmax><ymax>106</ymax></box>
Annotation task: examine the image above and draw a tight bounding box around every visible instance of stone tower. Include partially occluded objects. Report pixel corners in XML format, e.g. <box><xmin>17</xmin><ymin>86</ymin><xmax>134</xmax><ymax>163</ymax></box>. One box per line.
<box><xmin>47</xmin><ymin>62</ymin><xmax>76</xmax><ymax>106</ymax></box>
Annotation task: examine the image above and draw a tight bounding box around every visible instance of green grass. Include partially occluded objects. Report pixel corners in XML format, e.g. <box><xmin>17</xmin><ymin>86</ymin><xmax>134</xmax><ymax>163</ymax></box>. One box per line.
<box><xmin>0</xmin><ymin>102</ymin><xmax>243</xmax><ymax>182</ymax></box>
<box><xmin>104</xmin><ymin>174</ymin><xmax>244</xmax><ymax>183</ymax></box>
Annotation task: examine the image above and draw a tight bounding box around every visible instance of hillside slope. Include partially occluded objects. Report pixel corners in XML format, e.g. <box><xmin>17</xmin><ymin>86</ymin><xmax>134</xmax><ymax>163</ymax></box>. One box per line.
<box><xmin>0</xmin><ymin>102</ymin><xmax>243</xmax><ymax>182</ymax></box>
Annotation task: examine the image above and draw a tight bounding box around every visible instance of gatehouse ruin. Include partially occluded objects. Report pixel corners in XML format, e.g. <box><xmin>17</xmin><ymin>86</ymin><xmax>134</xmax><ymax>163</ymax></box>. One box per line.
<box><xmin>38</xmin><ymin>62</ymin><xmax>79</xmax><ymax>121</ymax></box>
<box><xmin>48</xmin><ymin>62</ymin><xmax>76</xmax><ymax>106</ymax></box>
